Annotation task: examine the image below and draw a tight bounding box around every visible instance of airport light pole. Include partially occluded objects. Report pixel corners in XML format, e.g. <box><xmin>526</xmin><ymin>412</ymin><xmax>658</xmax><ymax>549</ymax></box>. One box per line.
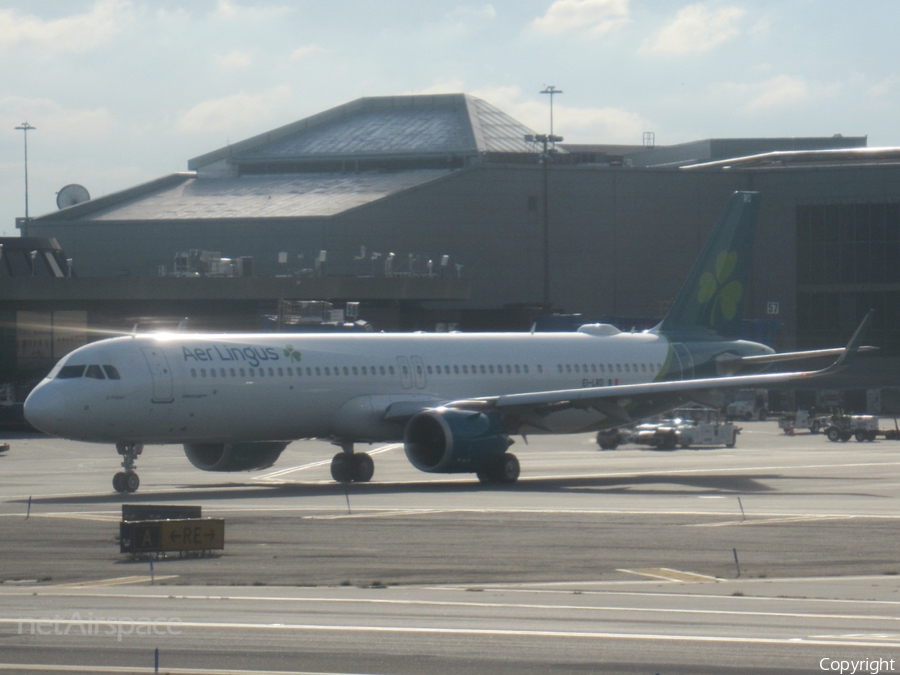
<box><xmin>15</xmin><ymin>122</ymin><xmax>36</xmax><ymax>220</ymax></box>
<box><xmin>525</xmin><ymin>132</ymin><xmax>563</xmax><ymax>305</ymax></box>
<box><xmin>540</xmin><ymin>86</ymin><xmax>563</xmax><ymax>137</ymax></box>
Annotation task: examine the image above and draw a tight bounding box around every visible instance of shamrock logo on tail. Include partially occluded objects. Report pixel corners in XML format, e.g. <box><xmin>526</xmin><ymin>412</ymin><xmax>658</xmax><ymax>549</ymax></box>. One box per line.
<box><xmin>696</xmin><ymin>251</ymin><xmax>743</xmax><ymax>326</ymax></box>
<box><xmin>283</xmin><ymin>345</ymin><xmax>302</xmax><ymax>362</ymax></box>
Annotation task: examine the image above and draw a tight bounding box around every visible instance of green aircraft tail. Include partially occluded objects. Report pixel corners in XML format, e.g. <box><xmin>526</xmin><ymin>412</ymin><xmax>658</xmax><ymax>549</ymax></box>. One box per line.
<box><xmin>656</xmin><ymin>191</ymin><xmax>761</xmax><ymax>339</ymax></box>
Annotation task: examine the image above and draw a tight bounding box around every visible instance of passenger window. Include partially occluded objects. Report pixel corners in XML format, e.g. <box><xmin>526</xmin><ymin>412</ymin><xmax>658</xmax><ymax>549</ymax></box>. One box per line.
<box><xmin>191</xmin><ymin>368</ymin><xmax>198</xmax><ymax>378</ymax></box>
<box><xmin>379</xmin><ymin>366</ymin><xmax>386</xmax><ymax>375</ymax></box>
<box><xmin>514</xmin><ymin>365</ymin><xmax>520</xmax><ymax>374</ymax></box>
<box><xmin>200</xmin><ymin>369</ymin><xmax>207</xmax><ymax>377</ymax></box>
<box><xmin>324</xmin><ymin>367</ymin><xmax>330</xmax><ymax>376</ymax></box>
<box><xmin>389</xmin><ymin>366</ymin><xmax>395</xmax><ymax>375</ymax></box>
<box><xmin>230</xmin><ymin>368</ymin><xmax>236</xmax><ymax>377</ymax></box>
<box><xmin>85</xmin><ymin>365</ymin><xmax>105</xmax><ymax>379</ymax></box>
<box><xmin>361</xmin><ymin>366</ymin><xmax>367</xmax><ymax>375</ymax></box>
<box><xmin>343</xmin><ymin>367</ymin><xmax>349</xmax><ymax>376</ymax></box>
<box><xmin>210</xmin><ymin>369</ymin><xmax>217</xmax><ymax>378</ymax></box>
<box><xmin>353</xmin><ymin>367</ymin><xmax>358</xmax><ymax>376</ymax></box>
<box><xmin>462</xmin><ymin>365</ymin><xmax>468</xmax><ymax>374</ymax></box>
<box><xmin>269</xmin><ymin>367</ymin><xmax>275</xmax><ymax>377</ymax></box>
<box><xmin>480</xmin><ymin>365</ymin><xmax>486</xmax><ymax>374</ymax></box>
<box><xmin>566</xmin><ymin>364</ymin><xmax>572</xmax><ymax>373</ymax></box>
<box><xmin>427</xmin><ymin>366</ymin><xmax>432</xmax><ymax>375</ymax></box>
<box><xmin>278</xmin><ymin>368</ymin><xmax>284</xmax><ymax>376</ymax></box>
<box><xmin>239</xmin><ymin>368</ymin><xmax>246</xmax><ymax>377</ymax></box>
<box><xmin>453</xmin><ymin>365</ymin><xmax>460</xmax><ymax>374</ymax></box>
<box><xmin>505</xmin><ymin>365</ymin><xmax>512</xmax><ymax>374</ymax></box>
<box><xmin>102</xmin><ymin>365</ymin><xmax>121</xmax><ymax>380</ymax></box>
<box><xmin>537</xmin><ymin>365</ymin><xmax>542</xmax><ymax>374</ymax></box>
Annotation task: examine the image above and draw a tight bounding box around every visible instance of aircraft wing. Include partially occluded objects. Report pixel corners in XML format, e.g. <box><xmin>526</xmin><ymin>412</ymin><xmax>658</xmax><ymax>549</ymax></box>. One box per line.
<box><xmin>446</xmin><ymin>311</ymin><xmax>874</xmax><ymax>427</ymax></box>
<box><xmin>715</xmin><ymin>345</ymin><xmax>877</xmax><ymax>375</ymax></box>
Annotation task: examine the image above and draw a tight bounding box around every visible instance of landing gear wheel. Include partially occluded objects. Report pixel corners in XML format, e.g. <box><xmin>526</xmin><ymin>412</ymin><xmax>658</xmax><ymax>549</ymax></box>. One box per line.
<box><xmin>477</xmin><ymin>453</ymin><xmax>520</xmax><ymax>485</ymax></box>
<box><xmin>351</xmin><ymin>453</ymin><xmax>374</xmax><ymax>483</ymax></box>
<box><xmin>114</xmin><ymin>443</ymin><xmax>144</xmax><ymax>492</ymax></box>
<box><xmin>124</xmin><ymin>472</ymin><xmax>140</xmax><ymax>493</ymax></box>
<box><xmin>331</xmin><ymin>453</ymin><xmax>353</xmax><ymax>483</ymax></box>
<box><xmin>497</xmin><ymin>453</ymin><xmax>520</xmax><ymax>484</ymax></box>
<box><xmin>113</xmin><ymin>472</ymin><xmax>127</xmax><ymax>493</ymax></box>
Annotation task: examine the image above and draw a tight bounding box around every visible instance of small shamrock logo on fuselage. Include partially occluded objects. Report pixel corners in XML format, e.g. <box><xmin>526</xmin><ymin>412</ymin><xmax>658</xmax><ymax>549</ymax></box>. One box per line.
<box><xmin>696</xmin><ymin>250</ymin><xmax>743</xmax><ymax>326</ymax></box>
<box><xmin>283</xmin><ymin>345</ymin><xmax>302</xmax><ymax>362</ymax></box>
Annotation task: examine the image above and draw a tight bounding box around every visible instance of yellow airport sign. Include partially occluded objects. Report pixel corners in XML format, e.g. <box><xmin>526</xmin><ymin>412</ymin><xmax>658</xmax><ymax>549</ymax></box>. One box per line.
<box><xmin>122</xmin><ymin>518</ymin><xmax>224</xmax><ymax>554</ymax></box>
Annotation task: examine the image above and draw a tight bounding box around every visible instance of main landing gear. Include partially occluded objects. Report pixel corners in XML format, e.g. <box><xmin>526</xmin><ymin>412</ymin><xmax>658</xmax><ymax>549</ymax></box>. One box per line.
<box><xmin>330</xmin><ymin>442</ymin><xmax>374</xmax><ymax>483</ymax></box>
<box><xmin>113</xmin><ymin>442</ymin><xmax>143</xmax><ymax>493</ymax></box>
<box><xmin>476</xmin><ymin>452</ymin><xmax>520</xmax><ymax>484</ymax></box>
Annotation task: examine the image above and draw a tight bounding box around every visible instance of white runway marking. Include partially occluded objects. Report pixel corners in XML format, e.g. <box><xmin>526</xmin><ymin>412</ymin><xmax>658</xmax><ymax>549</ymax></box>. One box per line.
<box><xmin>3</xmin><ymin>616</ymin><xmax>900</xmax><ymax>649</ymax></box>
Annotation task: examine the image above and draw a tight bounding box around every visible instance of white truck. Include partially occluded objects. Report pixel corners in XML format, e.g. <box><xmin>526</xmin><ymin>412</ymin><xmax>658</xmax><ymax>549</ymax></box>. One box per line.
<box><xmin>598</xmin><ymin>411</ymin><xmax>740</xmax><ymax>450</ymax></box>
<box><xmin>726</xmin><ymin>389</ymin><xmax>769</xmax><ymax>421</ymax></box>
<box><xmin>778</xmin><ymin>410</ymin><xmax>831</xmax><ymax>434</ymax></box>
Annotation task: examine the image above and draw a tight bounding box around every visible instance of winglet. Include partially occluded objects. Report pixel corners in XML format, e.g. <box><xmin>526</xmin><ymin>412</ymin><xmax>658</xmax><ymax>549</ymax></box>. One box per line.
<box><xmin>828</xmin><ymin>309</ymin><xmax>875</xmax><ymax>371</ymax></box>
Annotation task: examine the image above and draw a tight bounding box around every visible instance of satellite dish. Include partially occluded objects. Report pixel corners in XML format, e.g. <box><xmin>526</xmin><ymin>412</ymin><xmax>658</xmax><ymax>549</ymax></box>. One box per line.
<box><xmin>56</xmin><ymin>184</ymin><xmax>90</xmax><ymax>209</ymax></box>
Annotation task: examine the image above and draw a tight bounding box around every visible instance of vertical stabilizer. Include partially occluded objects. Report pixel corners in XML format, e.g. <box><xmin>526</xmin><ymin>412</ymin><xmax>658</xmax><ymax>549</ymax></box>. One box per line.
<box><xmin>657</xmin><ymin>191</ymin><xmax>760</xmax><ymax>338</ymax></box>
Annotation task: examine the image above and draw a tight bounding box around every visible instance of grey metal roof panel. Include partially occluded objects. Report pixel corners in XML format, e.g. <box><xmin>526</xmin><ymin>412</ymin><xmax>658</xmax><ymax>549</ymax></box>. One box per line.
<box><xmin>466</xmin><ymin>96</ymin><xmax>537</xmax><ymax>154</ymax></box>
<box><xmin>237</xmin><ymin>106</ymin><xmax>476</xmax><ymax>160</ymax></box>
<box><xmin>84</xmin><ymin>171</ymin><xmax>454</xmax><ymax>221</ymax></box>
<box><xmin>190</xmin><ymin>94</ymin><xmax>538</xmax><ymax>169</ymax></box>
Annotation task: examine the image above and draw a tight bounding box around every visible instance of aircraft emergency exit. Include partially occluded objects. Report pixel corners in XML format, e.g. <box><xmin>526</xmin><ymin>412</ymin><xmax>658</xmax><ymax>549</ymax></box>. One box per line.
<box><xmin>24</xmin><ymin>192</ymin><xmax>872</xmax><ymax>492</ymax></box>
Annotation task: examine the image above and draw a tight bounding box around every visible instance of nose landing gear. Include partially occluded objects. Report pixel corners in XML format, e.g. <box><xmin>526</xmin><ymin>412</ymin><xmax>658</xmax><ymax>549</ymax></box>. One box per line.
<box><xmin>113</xmin><ymin>443</ymin><xmax>144</xmax><ymax>493</ymax></box>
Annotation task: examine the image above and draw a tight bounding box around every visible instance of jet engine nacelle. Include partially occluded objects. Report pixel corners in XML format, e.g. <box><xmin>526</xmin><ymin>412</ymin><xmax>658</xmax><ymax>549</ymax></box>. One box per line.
<box><xmin>404</xmin><ymin>408</ymin><xmax>511</xmax><ymax>474</ymax></box>
<box><xmin>183</xmin><ymin>441</ymin><xmax>288</xmax><ymax>472</ymax></box>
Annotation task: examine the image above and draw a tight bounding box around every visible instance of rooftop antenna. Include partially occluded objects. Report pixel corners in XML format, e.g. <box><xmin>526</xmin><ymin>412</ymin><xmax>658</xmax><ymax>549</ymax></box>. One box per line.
<box><xmin>15</xmin><ymin>122</ymin><xmax>36</xmax><ymax>220</ymax></box>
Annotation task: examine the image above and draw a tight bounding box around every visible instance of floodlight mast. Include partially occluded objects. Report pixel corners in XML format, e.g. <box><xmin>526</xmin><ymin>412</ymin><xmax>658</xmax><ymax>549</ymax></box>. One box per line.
<box><xmin>540</xmin><ymin>86</ymin><xmax>563</xmax><ymax>137</ymax></box>
<box><xmin>15</xmin><ymin>122</ymin><xmax>36</xmax><ymax>220</ymax></box>
<box><xmin>525</xmin><ymin>132</ymin><xmax>563</xmax><ymax>306</ymax></box>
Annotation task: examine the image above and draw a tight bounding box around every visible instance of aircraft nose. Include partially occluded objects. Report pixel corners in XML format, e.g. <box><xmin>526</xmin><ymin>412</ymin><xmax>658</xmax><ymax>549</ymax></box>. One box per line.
<box><xmin>24</xmin><ymin>381</ymin><xmax>64</xmax><ymax>435</ymax></box>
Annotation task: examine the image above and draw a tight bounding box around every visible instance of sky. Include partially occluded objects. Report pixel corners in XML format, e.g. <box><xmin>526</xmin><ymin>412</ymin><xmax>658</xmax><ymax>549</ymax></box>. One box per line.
<box><xmin>1</xmin><ymin>0</ymin><xmax>898</xmax><ymax>235</ymax></box>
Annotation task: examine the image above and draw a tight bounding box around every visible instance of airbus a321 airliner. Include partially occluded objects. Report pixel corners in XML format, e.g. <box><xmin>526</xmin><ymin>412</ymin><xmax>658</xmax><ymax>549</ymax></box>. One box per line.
<box><xmin>24</xmin><ymin>192</ymin><xmax>872</xmax><ymax>492</ymax></box>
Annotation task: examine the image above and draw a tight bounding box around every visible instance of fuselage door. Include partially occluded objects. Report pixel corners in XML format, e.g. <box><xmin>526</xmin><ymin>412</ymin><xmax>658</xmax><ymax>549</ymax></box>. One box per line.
<box><xmin>140</xmin><ymin>347</ymin><xmax>174</xmax><ymax>403</ymax></box>
<box><xmin>396</xmin><ymin>356</ymin><xmax>412</xmax><ymax>389</ymax></box>
<box><xmin>671</xmin><ymin>343</ymin><xmax>694</xmax><ymax>380</ymax></box>
<box><xmin>410</xmin><ymin>355</ymin><xmax>427</xmax><ymax>389</ymax></box>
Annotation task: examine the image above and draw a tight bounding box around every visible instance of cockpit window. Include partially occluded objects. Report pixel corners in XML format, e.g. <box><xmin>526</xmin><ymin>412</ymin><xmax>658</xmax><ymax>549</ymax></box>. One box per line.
<box><xmin>85</xmin><ymin>365</ymin><xmax>106</xmax><ymax>379</ymax></box>
<box><xmin>57</xmin><ymin>365</ymin><xmax>86</xmax><ymax>379</ymax></box>
<box><xmin>103</xmin><ymin>365</ymin><xmax>121</xmax><ymax>380</ymax></box>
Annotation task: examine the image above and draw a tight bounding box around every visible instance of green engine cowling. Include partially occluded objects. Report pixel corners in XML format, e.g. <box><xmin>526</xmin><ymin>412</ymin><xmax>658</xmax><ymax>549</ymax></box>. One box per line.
<box><xmin>183</xmin><ymin>441</ymin><xmax>288</xmax><ymax>471</ymax></box>
<box><xmin>404</xmin><ymin>408</ymin><xmax>511</xmax><ymax>474</ymax></box>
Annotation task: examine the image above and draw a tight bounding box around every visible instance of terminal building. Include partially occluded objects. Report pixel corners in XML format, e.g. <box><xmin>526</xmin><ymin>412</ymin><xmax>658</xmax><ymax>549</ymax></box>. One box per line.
<box><xmin>15</xmin><ymin>93</ymin><xmax>900</xmax><ymax>409</ymax></box>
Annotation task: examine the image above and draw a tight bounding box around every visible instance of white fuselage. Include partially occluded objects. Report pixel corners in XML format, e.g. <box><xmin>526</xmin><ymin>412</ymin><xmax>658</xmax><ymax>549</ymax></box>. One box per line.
<box><xmin>25</xmin><ymin>329</ymin><xmax>675</xmax><ymax>444</ymax></box>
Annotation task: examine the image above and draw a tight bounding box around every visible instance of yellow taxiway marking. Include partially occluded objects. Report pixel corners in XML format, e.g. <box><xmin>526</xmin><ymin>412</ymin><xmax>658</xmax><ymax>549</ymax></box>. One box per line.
<box><xmin>23</xmin><ymin>513</ymin><xmax>121</xmax><ymax>523</ymax></box>
<box><xmin>304</xmin><ymin>508</ymin><xmax>440</xmax><ymax>520</ymax></box>
<box><xmin>253</xmin><ymin>444</ymin><xmax>400</xmax><ymax>482</ymax></box>
<box><xmin>692</xmin><ymin>515</ymin><xmax>855</xmax><ymax>527</ymax></box>
<box><xmin>618</xmin><ymin>568</ymin><xmax>720</xmax><ymax>583</ymax></box>
<box><xmin>47</xmin><ymin>576</ymin><xmax>179</xmax><ymax>589</ymax></box>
